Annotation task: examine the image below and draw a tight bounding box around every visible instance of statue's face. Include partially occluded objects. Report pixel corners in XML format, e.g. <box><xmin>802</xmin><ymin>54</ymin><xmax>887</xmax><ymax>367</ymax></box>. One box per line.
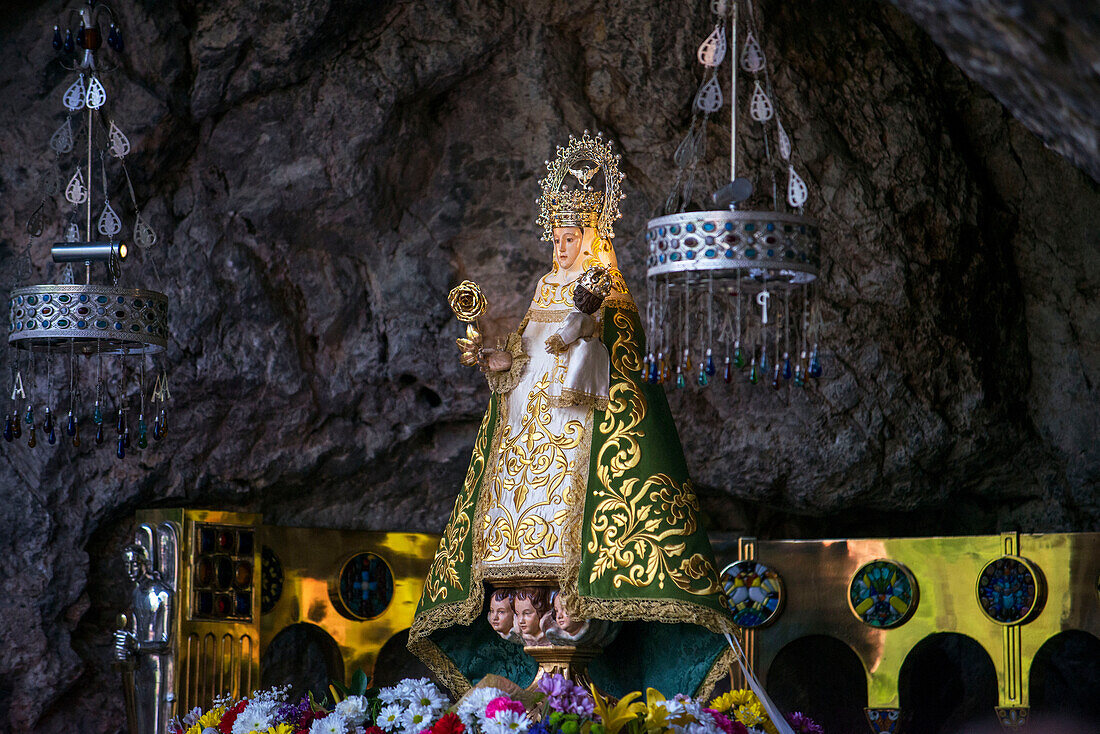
<box><xmin>123</xmin><ymin>550</ymin><xmax>145</xmax><ymax>582</ymax></box>
<box><xmin>488</xmin><ymin>595</ymin><xmax>514</xmax><ymax>634</ymax></box>
<box><xmin>553</xmin><ymin>226</ymin><xmax>583</xmax><ymax>271</ymax></box>
<box><xmin>554</xmin><ymin>593</ymin><xmax>584</xmax><ymax>634</ymax></box>
<box><xmin>514</xmin><ymin>597</ymin><xmax>542</xmax><ymax>637</ymax></box>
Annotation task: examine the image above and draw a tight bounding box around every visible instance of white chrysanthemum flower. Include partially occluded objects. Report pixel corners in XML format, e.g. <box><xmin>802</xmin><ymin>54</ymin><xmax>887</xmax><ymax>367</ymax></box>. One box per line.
<box><xmin>378</xmin><ymin>703</ymin><xmax>405</xmax><ymax>732</ymax></box>
<box><xmin>310</xmin><ymin>713</ymin><xmax>350</xmax><ymax>734</ymax></box>
<box><xmin>336</xmin><ymin>695</ymin><xmax>370</xmax><ymax>725</ymax></box>
<box><xmin>401</xmin><ymin>704</ymin><xmax>436</xmax><ymax>733</ymax></box>
<box><xmin>378</xmin><ymin>686</ymin><xmax>405</xmax><ymax>705</ymax></box>
<box><xmin>457</xmin><ymin>687</ymin><xmax>506</xmax><ymax>727</ymax></box>
<box><xmin>232</xmin><ymin>698</ymin><xmax>278</xmax><ymax>734</ymax></box>
<box><xmin>407</xmin><ymin>681</ymin><xmax>448</xmax><ymax>715</ymax></box>
<box><xmin>395</xmin><ymin>679</ymin><xmax>420</xmax><ymax>702</ymax></box>
<box><xmin>483</xmin><ymin>709</ymin><xmax>531</xmax><ymax>734</ymax></box>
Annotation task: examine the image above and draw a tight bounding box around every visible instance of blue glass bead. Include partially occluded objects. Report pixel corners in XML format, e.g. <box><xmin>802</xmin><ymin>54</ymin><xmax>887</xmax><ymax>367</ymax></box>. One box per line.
<box><xmin>766</xmin><ymin>222</ymin><xmax>775</xmax><ymax>231</ymax></box>
<box><xmin>733</xmin><ymin>346</ymin><xmax>746</xmax><ymax>369</ymax></box>
<box><xmin>670</xmin><ymin>225</ymin><xmax>679</xmax><ymax>235</ymax></box>
<box><xmin>745</xmin><ymin>248</ymin><xmax>757</xmax><ymax>258</ymax></box>
<box><xmin>117</xmin><ymin>436</ymin><xmax>126</xmax><ymax>459</ymax></box>
<box><xmin>809</xmin><ymin>352</ymin><xmax>823</xmax><ymax>379</ymax></box>
<box><xmin>725</xmin><ymin>222</ymin><xmax>734</xmax><ymax>231</ymax></box>
<box><xmin>748</xmin><ymin>362</ymin><xmax>760</xmax><ymax>385</ymax></box>
<box><xmin>744</xmin><ymin>223</ymin><xmax>755</xmax><ymax>232</ymax></box>
<box><xmin>137</xmin><ymin>418</ymin><xmax>148</xmax><ymax>449</ymax></box>
<box><xmin>3</xmin><ymin>416</ymin><xmax>12</xmax><ymax>442</ymax></box>
<box><xmin>659</xmin><ymin>227</ymin><xmax>665</xmax><ymax>236</ymax></box>
<box><xmin>685</xmin><ymin>223</ymin><xmax>695</xmax><ymax>233</ymax></box>
<box><xmin>24</xmin><ymin>407</ymin><xmax>33</xmax><ymax>425</ymax></box>
<box><xmin>697</xmin><ymin>366</ymin><xmax>708</xmax><ymax>387</ymax></box>
<box><xmin>705</xmin><ymin>353</ymin><xmax>716</xmax><ymax>377</ymax></box>
<box><xmin>675</xmin><ymin>368</ymin><xmax>686</xmax><ymax>389</ymax></box>
<box><xmin>66</xmin><ymin>412</ymin><xmax>76</xmax><ymax>436</ymax></box>
<box><xmin>47</xmin><ymin>427</ymin><xmax>56</xmax><ymax>445</ymax></box>
<box><xmin>703</xmin><ymin>222</ymin><xmax>715</xmax><ymax>232</ymax></box>
<box><xmin>686</xmin><ymin>251</ymin><xmax>695</xmax><ymax>259</ymax></box>
<box><xmin>782</xmin><ymin>355</ymin><xmax>793</xmax><ymax>380</ymax></box>
<box><xmin>95</xmin><ymin>423</ymin><xmax>105</xmax><ymax>445</ymax></box>
<box><xmin>759</xmin><ymin>350</ymin><xmax>768</xmax><ymax>372</ymax></box>
<box><xmin>63</xmin><ymin>29</ymin><xmax>74</xmax><ymax>52</ymax></box>
<box><xmin>725</xmin><ymin>249</ymin><xmax>735</xmax><ymax>258</ymax></box>
<box><xmin>92</xmin><ymin>404</ymin><xmax>103</xmax><ymax>425</ymax></box>
<box><xmin>43</xmin><ymin>409</ymin><xmax>53</xmax><ymax>434</ymax></box>
<box><xmin>794</xmin><ymin>366</ymin><xmax>806</xmax><ymax>388</ymax></box>
<box><xmin>723</xmin><ymin>356</ymin><xmax>732</xmax><ymax>383</ymax></box>
<box><xmin>52</xmin><ymin>26</ymin><xmax>63</xmax><ymax>51</ymax></box>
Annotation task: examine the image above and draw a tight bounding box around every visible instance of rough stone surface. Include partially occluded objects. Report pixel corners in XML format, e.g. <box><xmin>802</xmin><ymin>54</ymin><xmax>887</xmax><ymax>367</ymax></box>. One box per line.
<box><xmin>0</xmin><ymin>0</ymin><xmax>1096</xmax><ymax>731</ymax></box>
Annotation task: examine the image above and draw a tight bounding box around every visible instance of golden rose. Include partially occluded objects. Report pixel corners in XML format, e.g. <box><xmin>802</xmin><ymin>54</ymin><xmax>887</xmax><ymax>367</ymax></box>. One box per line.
<box><xmin>448</xmin><ymin>280</ymin><xmax>487</xmax><ymax>323</ymax></box>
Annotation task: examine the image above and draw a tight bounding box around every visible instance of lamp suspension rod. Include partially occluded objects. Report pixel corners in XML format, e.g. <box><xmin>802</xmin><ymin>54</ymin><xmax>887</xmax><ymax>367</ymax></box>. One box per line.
<box><xmin>730</xmin><ymin>0</ymin><xmax>738</xmax><ymax>186</ymax></box>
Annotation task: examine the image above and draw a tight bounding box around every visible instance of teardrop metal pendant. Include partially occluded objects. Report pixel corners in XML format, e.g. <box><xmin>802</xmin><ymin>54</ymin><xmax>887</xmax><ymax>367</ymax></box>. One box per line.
<box><xmin>134</xmin><ymin>213</ymin><xmax>157</xmax><ymax>248</ymax></box>
<box><xmin>26</xmin><ymin>204</ymin><xmax>45</xmax><ymax>238</ymax></box>
<box><xmin>65</xmin><ymin>168</ymin><xmax>88</xmax><ymax>204</ymax></box>
<box><xmin>97</xmin><ymin>201</ymin><xmax>122</xmax><ymax>237</ymax></box>
<box><xmin>740</xmin><ymin>31</ymin><xmax>766</xmax><ymax>72</ymax></box>
<box><xmin>86</xmin><ymin>75</ymin><xmax>107</xmax><ymax>109</ymax></box>
<box><xmin>108</xmin><ymin>120</ymin><xmax>130</xmax><ymax>158</ymax></box>
<box><xmin>50</xmin><ymin>117</ymin><xmax>74</xmax><ymax>154</ymax></box>
<box><xmin>62</xmin><ymin>76</ymin><xmax>86</xmax><ymax>111</ymax></box>
<box><xmin>695</xmin><ymin>73</ymin><xmax>723</xmax><ymax>114</ymax></box>
<box><xmin>777</xmin><ymin>118</ymin><xmax>792</xmax><ymax>161</ymax></box>
<box><xmin>674</xmin><ymin>127</ymin><xmax>698</xmax><ymax>168</ymax></box>
<box><xmin>787</xmin><ymin>166</ymin><xmax>808</xmax><ymax>207</ymax></box>
<box><xmin>749</xmin><ymin>81</ymin><xmax>773</xmax><ymax>122</ymax></box>
<box><xmin>697</xmin><ymin>24</ymin><xmax>726</xmax><ymax>67</ymax></box>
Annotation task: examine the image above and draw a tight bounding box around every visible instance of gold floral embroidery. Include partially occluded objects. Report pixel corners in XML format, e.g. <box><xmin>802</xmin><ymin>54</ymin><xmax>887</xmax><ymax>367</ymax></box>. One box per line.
<box><xmin>482</xmin><ymin>372</ymin><xmax>583</xmax><ymax>563</ymax></box>
<box><xmin>534</xmin><ymin>275</ymin><xmax>577</xmax><ymax>307</ymax></box>
<box><xmin>586</xmin><ymin>310</ymin><xmax>721</xmax><ymax>595</ymax></box>
<box><xmin>423</xmin><ymin>405</ymin><xmax>493</xmax><ymax>602</ymax></box>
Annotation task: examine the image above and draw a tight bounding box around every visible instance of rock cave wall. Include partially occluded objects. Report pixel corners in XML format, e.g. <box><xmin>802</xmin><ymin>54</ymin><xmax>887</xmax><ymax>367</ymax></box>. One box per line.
<box><xmin>0</xmin><ymin>0</ymin><xmax>1096</xmax><ymax>730</ymax></box>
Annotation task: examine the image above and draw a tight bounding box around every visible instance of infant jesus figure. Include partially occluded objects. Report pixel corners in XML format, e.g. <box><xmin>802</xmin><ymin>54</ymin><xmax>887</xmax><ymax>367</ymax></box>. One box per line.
<box><xmin>544</xmin><ymin>266</ymin><xmax>612</xmax><ymax>410</ymax></box>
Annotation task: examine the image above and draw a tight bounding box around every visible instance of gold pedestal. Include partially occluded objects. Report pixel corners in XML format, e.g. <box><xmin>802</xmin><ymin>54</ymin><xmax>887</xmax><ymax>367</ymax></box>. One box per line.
<box><xmin>524</xmin><ymin>645</ymin><xmax>601</xmax><ymax>692</ymax></box>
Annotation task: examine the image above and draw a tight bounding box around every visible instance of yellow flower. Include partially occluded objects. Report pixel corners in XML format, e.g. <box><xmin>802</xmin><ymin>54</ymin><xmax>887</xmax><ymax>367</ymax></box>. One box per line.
<box><xmin>266</xmin><ymin>725</ymin><xmax>294</xmax><ymax>734</ymax></box>
<box><xmin>448</xmin><ymin>280</ymin><xmax>487</xmax><ymax>323</ymax></box>
<box><xmin>733</xmin><ymin>702</ymin><xmax>769</xmax><ymax>729</ymax></box>
<box><xmin>709</xmin><ymin>689</ymin><xmax>752</xmax><ymax>713</ymax></box>
<box><xmin>186</xmin><ymin>706</ymin><xmax>226</xmax><ymax>734</ymax></box>
<box><xmin>589</xmin><ymin>684</ymin><xmax>644</xmax><ymax>734</ymax></box>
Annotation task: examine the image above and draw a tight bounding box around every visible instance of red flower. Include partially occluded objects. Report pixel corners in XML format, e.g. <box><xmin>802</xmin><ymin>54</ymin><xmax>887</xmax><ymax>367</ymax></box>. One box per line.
<box><xmin>431</xmin><ymin>712</ymin><xmax>466</xmax><ymax>734</ymax></box>
<box><xmin>364</xmin><ymin>727</ymin><xmax>385</xmax><ymax>734</ymax></box>
<box><xmin>218</xmin><ymin>698</ymin><xmax>249</xmax><ymax>734</ymax></box>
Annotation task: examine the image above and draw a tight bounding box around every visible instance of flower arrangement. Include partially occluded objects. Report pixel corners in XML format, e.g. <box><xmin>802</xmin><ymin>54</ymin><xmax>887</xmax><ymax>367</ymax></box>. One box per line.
<box><xmin>168</xmin><ymin>677</ymin><xmax>822</xmax><ymax>734</ymax></box>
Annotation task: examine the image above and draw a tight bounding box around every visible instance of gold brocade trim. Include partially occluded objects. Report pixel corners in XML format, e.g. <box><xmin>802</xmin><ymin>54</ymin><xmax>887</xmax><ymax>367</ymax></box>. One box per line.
<box><xmin>481</xmin><ymin>561</ymin><xmax>567</xmax><ymax>581</ymax></box>
<box><xmin>695</xmin><ymin>646</ymin><xmax>739</xmax><ymax>699</ymax></box>
<box><xmin>407</xmin><ymin>635</ymin><xmax>473</xmax><ymax>698</ymax></box>
<box><xmin>485</xmin><ymin>330</ymin><xmax>529</xmax><ymax>395</ymax></box>
<box><xmin>526</xmin><ymin>308</ymin><xmax>572</xmax><ymax>323</ymax></box>
<box><xmin>548</xmin><ymin>388</ymin><xmax>609</xmax><ymax>412</ymax></box>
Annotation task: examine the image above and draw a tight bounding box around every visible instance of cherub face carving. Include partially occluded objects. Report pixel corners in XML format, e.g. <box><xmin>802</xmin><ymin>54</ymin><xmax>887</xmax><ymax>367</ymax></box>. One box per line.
<box><xmin>488</xmin><ymin>591</ymin><xmax>514</xmax><ymax>636</ymax></box>
<box><xmin>554</xmin><ymin>592</ymin><xmax>585</xmax><ymax>635</ymax></box>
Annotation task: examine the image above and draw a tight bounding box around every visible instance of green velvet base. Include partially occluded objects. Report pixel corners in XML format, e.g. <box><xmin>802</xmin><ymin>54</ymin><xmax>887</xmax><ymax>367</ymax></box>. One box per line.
<box><xmin>430</xmin><ymin>620</ymin><xmax>728</xmax><ymax>697</ymax></box>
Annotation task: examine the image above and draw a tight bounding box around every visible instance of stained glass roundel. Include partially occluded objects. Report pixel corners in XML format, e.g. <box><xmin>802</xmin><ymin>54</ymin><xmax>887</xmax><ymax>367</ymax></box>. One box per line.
<box><xmin>720</xmin><ymin>560</ymin><xmax>785</xmax><ymax>628</ymax></box>
<box><xmin>976</xmin><ymin>555</ymin><xmax>1045</xmax><ymax>625</ymax></box>
<box><xmin>848</xmin><ymin>559</ymin><xmax>919</xmax><ymax>628</ymax></box>
<box><xmin>336</xmin><ymin>552</ymin><xmax>394</xmax><ymax>620</ymax></box>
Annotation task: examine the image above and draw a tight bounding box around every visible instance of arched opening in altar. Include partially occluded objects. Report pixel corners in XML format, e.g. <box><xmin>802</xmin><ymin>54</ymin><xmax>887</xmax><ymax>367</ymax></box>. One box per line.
<box><xmin>372</xmin><ymin>628</ymin><xmax>435</xmax><ymax>688</ymax></box>
<box><xmin>898</xmin><ymin>632</ymin><xmax>997</xmax><ymax>733</ymax></box>
<box><xmin>1029</xmin><ymin>630</ymin><xmax>1100</xmax><ymax>728</ymax></box>
<box><xmin>260</xmin><ymin>622</ymin><xmax>344</xmax><ymax>701</ymax></box>
<box><xmin>765</xmin><ymin>635</ymin><xmax>867</xmax><ymax>734</ymax></box>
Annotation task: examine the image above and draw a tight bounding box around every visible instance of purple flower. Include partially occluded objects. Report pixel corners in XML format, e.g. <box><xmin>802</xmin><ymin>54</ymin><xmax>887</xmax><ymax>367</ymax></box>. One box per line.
<box><xmin>537</xmin><ymin>674</ymin><xmax>595</xmax><ymax>716</ymax></box>
<box><xmin>786</xmin><ymin>712</ymin><xmax>824</xmax><ymax>734</ymax></box>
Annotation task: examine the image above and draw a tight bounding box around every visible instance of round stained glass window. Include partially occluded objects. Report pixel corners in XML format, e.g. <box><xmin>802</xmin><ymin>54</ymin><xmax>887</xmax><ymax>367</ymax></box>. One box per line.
<box><xmin>976</xmin><ymin>556</ymin><xmax>1045</xmax><ymax>625</ymax></box>
<box><xmin>336</xmin><ymin>552</ymin><xmax>394</xmax><ymax>620</ymax></box>
<box><xmin>848</xmin><ymin>559</ymin><xmax>919</xmax><ymax>628</ymax></box>
<box><xmin>720</xmin><ymin>560</ymin><xmax>785</xmax><ymax>628</ymax></box>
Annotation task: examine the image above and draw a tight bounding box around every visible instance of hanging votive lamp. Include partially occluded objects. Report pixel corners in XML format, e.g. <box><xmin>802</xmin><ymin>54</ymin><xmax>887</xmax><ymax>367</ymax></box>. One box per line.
<box><xmin>5</xmin><ymin>1</ymin><xmax>171</xmax><ymax>457</ymax></box>
<box><xmin>644</xmin><ymin>0</ymin><xmax>826</xmax><ymax>396</ymax></box>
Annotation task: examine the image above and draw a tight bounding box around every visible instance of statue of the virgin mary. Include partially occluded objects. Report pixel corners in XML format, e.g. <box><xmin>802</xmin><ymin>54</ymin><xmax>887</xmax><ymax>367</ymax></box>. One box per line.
<box><xmin>409</xmin><ymin>132</ymin><xmax>734</xmax><ymax>698</ymax></box>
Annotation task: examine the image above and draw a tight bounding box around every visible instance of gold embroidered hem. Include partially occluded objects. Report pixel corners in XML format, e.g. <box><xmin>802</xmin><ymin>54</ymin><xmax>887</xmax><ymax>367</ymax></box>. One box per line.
<box><xmin>485</xmin><ymin>330</ymin><xmax>529</xmax><ymax>395</ymax></box>
<box><xmin>407</xmin><ymin>635</ymin><xmax>473</xmax><ymax>698</ymax></box>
